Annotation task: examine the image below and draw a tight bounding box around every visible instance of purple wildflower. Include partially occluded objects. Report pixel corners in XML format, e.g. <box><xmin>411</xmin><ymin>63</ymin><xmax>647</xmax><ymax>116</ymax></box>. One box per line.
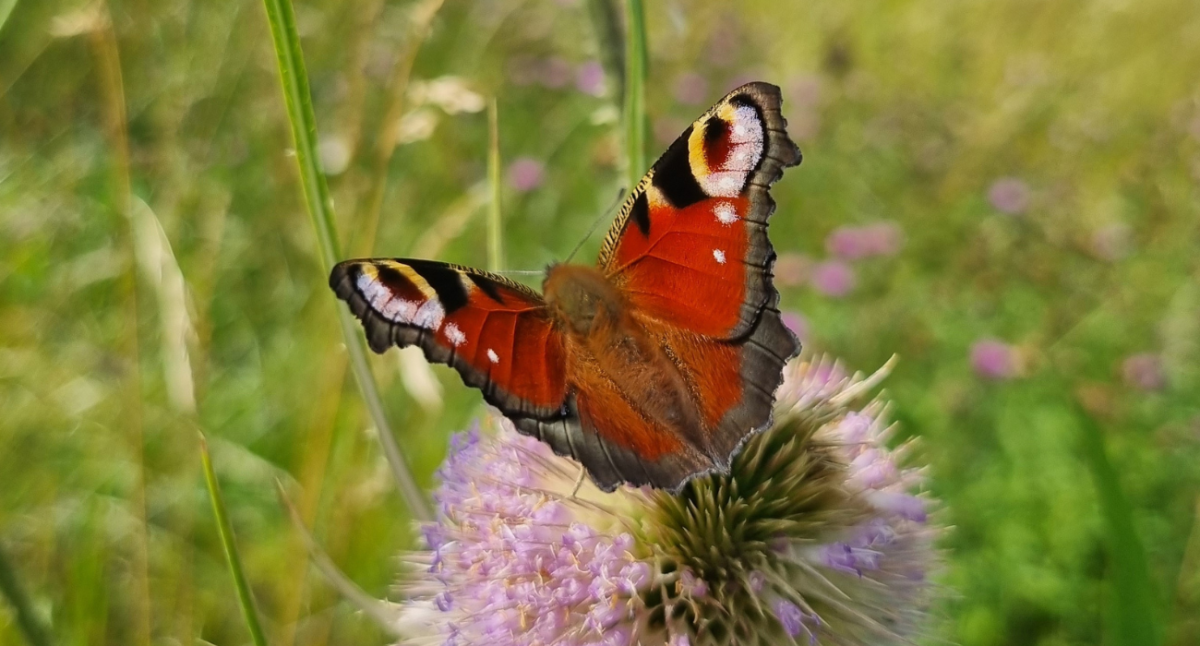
<box><xmin>970</xmin><ymin>338</ymin><xmax>1018</xmax><ymax>380</ymax></box>
<box><xmin>673</xmin><ymin>72</ymin><xmax>710</xmax><ymax>106</ymax></box>
<box><xmin>507</xmin><ymin>157</ymin><xmax>544</xmax><ymax>192</ymax></box>
<box><xmin>987</xmin><ymin>177</ymin><xmax>1031</xmax><ymax>214</ymax></box>
<box><xmin>1092</xmin><ymin>223</ymin><xmax>1132</xmax><ymax>262</ymax></box>
<box><xmin>575</xmin><ymin>60</ymin><xmax>606</xmax><ymax>97</ymax></box>
<box><xmin>774</xmin><ymin>252</ymin><xmax>812</xmax><ymax>287</ymax></box>
<box><xmin>394</xmin><ymin>357</ymin><xmax>940</xmax><ymax>645</ymax></box>
<box><xmin>539</xmin><ymin>57</ymin><xmax>572</xmax><ymax>89</ymax></box>
<box><xmin>825</xmin><ymin>222</ymin><xmax>904</xmax><ymax>260</ymax></box>
<box><xmin>781</xmin><ymin>311</ymin><xmax>810</xmax><ymax>343</ymax></box>
<box><xmin>811</xmin><ymin>260</ymin><xmax>857</xmax><ymax>297</ymax></box>
<box><xmin>1123</xmin><ymin>353</ymin><xmax>1166</xmax><ymax>391</ymax></box>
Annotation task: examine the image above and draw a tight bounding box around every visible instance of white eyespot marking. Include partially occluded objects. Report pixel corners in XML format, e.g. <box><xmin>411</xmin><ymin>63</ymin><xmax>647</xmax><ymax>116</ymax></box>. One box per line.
<box><xmin>728</xmin><ymin>106</ymin><xmax>763</xmax><ymax>144</ymax></box>
<box><xmin>444</xmin><ymin>322</ymin><xmax>466</xmax><ymax>347</ymax></box>
<box><xmin>357</xmin><ymin>273</ymin><xmax>422</xmax><ymax>322</ymax></box>
<box><xmin>487</xmin><ymin>348</ymin><xmax>500</xmax><ymax>364</ymax></box>
<box><xmin>412</xmin><ymin>300</ymin><xmax>446</xmax><ymax>330</ymax></box>
<box><xmin>713</xmin><ymin>248</ymin><xmax>727</xmax><ymax>264</ymax></box>
<box><xmin>714</xmin><ymin>201</ymin><xmax>739</xmax><ymax>225</ymax></box>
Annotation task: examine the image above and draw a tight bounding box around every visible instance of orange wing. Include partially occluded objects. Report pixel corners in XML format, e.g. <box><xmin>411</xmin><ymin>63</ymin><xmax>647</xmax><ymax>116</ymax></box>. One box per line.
<box><xmin>598</xmin><ymin>82</ymin><xmax>800</xmax><ymax>340</ymax></box>
<box><xmin>329</xmin><ymin>259</ymin><xmax>568</xmax><ymax>421</ymax></box>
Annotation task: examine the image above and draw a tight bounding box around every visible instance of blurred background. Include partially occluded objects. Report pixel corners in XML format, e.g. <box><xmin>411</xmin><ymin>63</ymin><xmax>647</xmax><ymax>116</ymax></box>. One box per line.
<box><xmin>2</xmin><ymin>0</ymin><xmax>1198</xmax><ymax>644</ymax></box>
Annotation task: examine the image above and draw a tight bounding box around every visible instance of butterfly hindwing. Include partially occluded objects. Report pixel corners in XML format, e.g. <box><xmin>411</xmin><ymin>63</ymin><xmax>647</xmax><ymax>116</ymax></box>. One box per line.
<box><xmin>329</xmin><ymin>259</ymin><xmax>569</xmax><ymax>420</ymax></box>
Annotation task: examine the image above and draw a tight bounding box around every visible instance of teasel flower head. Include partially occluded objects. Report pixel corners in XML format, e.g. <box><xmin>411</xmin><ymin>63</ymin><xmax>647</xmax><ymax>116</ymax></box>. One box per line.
<box><xmin>393</xmin><ymin>356</ymin><xmax>941</xmax><ymax>646</ymax></box>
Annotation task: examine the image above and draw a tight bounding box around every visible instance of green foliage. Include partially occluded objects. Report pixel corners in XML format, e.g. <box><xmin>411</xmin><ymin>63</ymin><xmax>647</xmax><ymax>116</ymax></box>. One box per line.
<box><xmin>1</xmin><ymin>1</ymin><xmax>1197</xmax><ymax>645</ymax></box>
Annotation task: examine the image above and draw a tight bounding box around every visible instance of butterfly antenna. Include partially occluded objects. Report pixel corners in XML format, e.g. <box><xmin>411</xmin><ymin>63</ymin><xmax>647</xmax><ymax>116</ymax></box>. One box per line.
<box><xmin>564</xmin><ymin>187</ymin><xmax>626</xmax><ymax>264</ymax></box>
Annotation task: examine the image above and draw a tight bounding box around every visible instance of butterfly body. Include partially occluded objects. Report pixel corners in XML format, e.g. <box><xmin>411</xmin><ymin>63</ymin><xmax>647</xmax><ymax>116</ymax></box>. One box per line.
<box><xmin>331</xmin><ymin>82</ymin><xmax>801</xmax><ymax>492</ymax></box>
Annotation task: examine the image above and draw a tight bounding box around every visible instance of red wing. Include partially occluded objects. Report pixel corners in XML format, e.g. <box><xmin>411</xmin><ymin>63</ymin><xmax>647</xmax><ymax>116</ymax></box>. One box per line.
<box><xmin>598</xmin><ymin>82</ymin><xmax>801</xmax><ymax>341</ymax></box>
<box><xmin>329</xmin><ymin>259</ymin><xmax>568</xmax><ymax>420</ymax></box>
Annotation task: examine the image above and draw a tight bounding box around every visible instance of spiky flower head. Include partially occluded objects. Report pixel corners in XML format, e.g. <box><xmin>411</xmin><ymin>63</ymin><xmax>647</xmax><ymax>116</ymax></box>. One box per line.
<box><xmin>393</xmin><ymin>357</ymin><xmax>940</xmax><ymax>646</ymax></box>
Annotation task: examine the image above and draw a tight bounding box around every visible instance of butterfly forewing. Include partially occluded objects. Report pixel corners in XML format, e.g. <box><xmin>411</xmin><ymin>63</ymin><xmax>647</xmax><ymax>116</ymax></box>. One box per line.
<box><xmin>598</xmin><ymin>82</ymin><xmax>800</xmax><ymax>340</ymax></box>
<box><xmin>329</xmin><ymin>259</ymin><xmax>569</xmax><ymax>420</ymax></box>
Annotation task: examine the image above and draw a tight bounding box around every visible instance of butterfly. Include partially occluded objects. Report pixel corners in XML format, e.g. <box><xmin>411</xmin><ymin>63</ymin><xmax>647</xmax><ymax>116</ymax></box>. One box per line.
<box><xmin>330</xmin><ymin>82</ymin><xmax>801</xmax><ymax>492</ymax></box>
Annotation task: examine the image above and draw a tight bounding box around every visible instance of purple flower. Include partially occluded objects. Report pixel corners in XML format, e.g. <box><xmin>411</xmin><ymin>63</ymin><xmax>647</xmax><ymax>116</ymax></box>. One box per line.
<box><xmin>781</xmin><ymin>311</ymin><xmax>810</xmax><ymax>343</ymax></box>
<box><xmin>575</xmin><ymin>60</ymin><xmax>606</xmax><ymax>97</ymax></box>
<box><xmin>971</xmin><ymin>338</ymin><xmax>1018</xmax><ymax>380</ymax></box>
<box><xmin>673</xmin><ymin>72</ymin><xmax>710</xmax><ymax>106</ymax></box>
<box><xmin>811</xmin><ymin>260</ymin><xmax>856</xmax><ymax>297</ymax></box>
<box><xmin>1123</xmin><ymin>353</ymin><xmax>1166</xmax><ymax>391</ymax></box>
<box><xmin>987</xmin><ymin>177</ymin><xmax>1031</xmax><ymax>214</ymax></box>
<box><xmin>1092</xmin><ymin>224</ymin><xmax>1132</xmax><ymax>262</ymax></box>
<box><xmin>825</xmin><ymin>222</ymin><xmax>904</xmax><ymax>260</ymax></box>
<box><xmin>393</xmin><ymin>357</ymin><xmax>941</xmax><ymax>645</ymax></box>
<box><xmin>774</xmin><ymin>252</ymin><xmax>812</xmax><ymax>287</ymax></box>
<box><xmin>539</xmin><ymin>57</ymin><xmax>572</xmax><ymax>89</ymax></box>
<box><xmin>507</xmin><ymin>157</ymin><xmax>544</xmax><ymax>192</ymax></box>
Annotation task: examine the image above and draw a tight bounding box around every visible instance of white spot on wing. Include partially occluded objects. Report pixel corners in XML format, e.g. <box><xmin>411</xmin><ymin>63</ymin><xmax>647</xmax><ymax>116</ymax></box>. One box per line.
<box><xmin>412</xmin><ymin>300</ymin><xmax>445</xmax><ymax>330</ymax></box>
<box><xmin>714</xmin><ymin>202</ymin><xmax>739</xmax><ymax>225</ymax></box>
<box><xmin>713</xmin><ymin>249</ymin><xmax>727</xmax><ymax>264</ymax></box>
<box><xmin>444</xmin><ymin>322</ymin><xmax>466</xmax><ymax>347</ymax></box>
<box><xmin>487</xmin><ymin>348</ymin><xmax>499</xmax><ymax>364</ymax></box>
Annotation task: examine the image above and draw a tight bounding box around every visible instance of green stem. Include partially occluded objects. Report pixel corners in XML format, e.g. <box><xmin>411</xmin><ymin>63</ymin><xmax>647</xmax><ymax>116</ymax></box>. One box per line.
<box><xmin>0</xmin><ymin>542</ymin><xmax>52</xmax><ymax>646</ymax></box>
<box><xmin>487</xmin><ymin>99</ymin><xmax>503</xmax><ymax>273</ymax></box>
<box><xmin>200</xmin><ymin>435</ymin><xmax>269</xmax><ymax>646</ymax></box>
<box><xmin>623</xmin><ymin>0</ymin><xmax>648</xmax><ymax>189</ymax></box>
<box><xmin>259</xmin><ymin>0</ymin><xmax>432</xmax><ymax>521</ymax></box>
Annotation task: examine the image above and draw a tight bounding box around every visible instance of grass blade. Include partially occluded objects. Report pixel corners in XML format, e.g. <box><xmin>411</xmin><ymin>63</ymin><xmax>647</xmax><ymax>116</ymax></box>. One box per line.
<box><xmin>259</xmin><ymin>0</ymin><xmax>432</xmax><ymax>521</ymax></box>
<box><xmin>585</xmin><ymin>0</ymin><xmax>625</xmax><ymax>107</ymax></box>
<box><xmin>487</xmin><ymin>98</ymin><xmax>503</xmax><ymax>273</ymax></box>
<box><xmin>275</xmin><ymin>482</ymin><xmax>400</xmax><ymax>634</ymax></box>
<box><xmin>0</xmin><ymin>542</ymin><xmax>52</xmax><ymax>646</ymax></box>
<box><xmin>622</xmin><ymin>0</ymin><xmax>647</xmax><ymax>189</ymax></box>
<box><xmin>200</xmin><ymin>434</ymin><xmax>269</xmax><ymax>646</ymax></box>
<box><xmin>1076</xmin><ymin>405</ymin><xmax>1164</xmax><ymax>646</ymax></box>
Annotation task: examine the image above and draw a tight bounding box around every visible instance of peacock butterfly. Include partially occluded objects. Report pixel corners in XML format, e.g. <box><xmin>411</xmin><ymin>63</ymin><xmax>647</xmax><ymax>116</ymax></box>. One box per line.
<box><xmin>330</xmin><ymin>82</ymin><xmax>801</xmax><ymax>492</ymax></box>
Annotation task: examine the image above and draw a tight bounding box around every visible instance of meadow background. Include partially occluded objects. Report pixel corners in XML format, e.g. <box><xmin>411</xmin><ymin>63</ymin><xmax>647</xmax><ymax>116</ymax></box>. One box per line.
<box><xmin>2</xmin><ymin>0</ymin><xmax>1199</xmax><ymax>644</ymax></box>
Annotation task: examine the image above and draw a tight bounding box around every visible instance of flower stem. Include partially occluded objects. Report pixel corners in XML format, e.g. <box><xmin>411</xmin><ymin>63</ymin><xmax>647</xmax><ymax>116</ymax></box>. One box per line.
<box><xmin>623</xmin><ymin>0</ymin><xmax>648</xmax><ymax>189</ymax></box>
<box><xmin>259</xmin><ymin>0</ymin><xmax>432</xmax><ymax>521</ymax></box>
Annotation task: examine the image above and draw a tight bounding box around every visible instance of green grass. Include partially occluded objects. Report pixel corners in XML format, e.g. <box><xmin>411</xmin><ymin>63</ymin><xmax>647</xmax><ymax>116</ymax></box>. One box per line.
<box><xmin>1</xmin><ymin>0</ymin><xmax>1198</xmax><ymax>645</ymax></box>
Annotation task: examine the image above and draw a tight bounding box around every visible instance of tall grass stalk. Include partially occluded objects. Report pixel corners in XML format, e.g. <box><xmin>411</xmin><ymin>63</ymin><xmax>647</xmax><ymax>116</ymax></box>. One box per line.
<box><xmin>1076</xmin><ymin>407</ymin><xmax>1164</xmax><ymax>646</ymax></box>
<box><xmin>622</xmin><ymin>0</ymin><xmax>647</xmax><ymax>188</ymax></box>
<box><xmin>259</xmin><ymin>0</ymin><xmax>432</xmax><ymax>521</ymax></box>
<box><xmin>200</xmin><ymin>435</ymin><xmax>269</xmax><ymax>646</ymax></box>
<box><xmin>487</xmin><ymin>99</ymin><xmax>504</xmax><ymax>273</ymax></box>
<box><xmin>0</xmin><ymin>543</ymin><xmax>52</xmax><ymax>646</ymax></box>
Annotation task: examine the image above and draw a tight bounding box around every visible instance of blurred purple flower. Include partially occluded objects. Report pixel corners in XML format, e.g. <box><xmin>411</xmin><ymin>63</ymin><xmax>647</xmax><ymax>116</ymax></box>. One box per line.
<box><xmin>1123</xmin><ymin>353</ymin><xmax>1166</xmax><ymax>391</ymax></box>
<box><xmin>811</xmin><ymin>260</ymin><xmax>856</xmax><ymax>297</ymax></box>
<box><xmin>1092</xmin><ymin>224</ymin><xmax>1132</xmax><ymax>262</ymax></box>
<box><xmin>987</xmin><ymin>177</ymin><xmax>1031</xmax><ymax>215</ymax></box>
<box><xmin>781</xmin><ymin>311</ymin><xmax>810</xmax><ymax>343</ymax></box>
<box><xmin>970</xmin><ymin>339</ymin><xmax>1017</xmax><ymax>380</ymax></box>
<box><xmin>575</xmin><ymin>60</ymin><xmax>606</xmax><ymax>97</ymax></box>
<box><xmin>394</xmin><ymin>358</ymin><xmax>941</xmax><ymax>645</ymax></box>
<box><xmin>654</xmin><ymin>116</ymin><xmax>688</xmax><ymax>145</ymax></box>
<box><xmin>507</xmin><ymin>157</ymin><xmax>544</xmax><ymax>192</ymax></box>
<box><xmin>540</xmin><ymin>57</ymin><xmax>572</xmax><ymax>89</ymax></box>
<box><xmin>673</xmin><ymin>72</ymin><xmax>710</xmax><ymax>106</ymax></box>
<box><xmin>825</xmin><ymin>222</ymin><xmax>904</xmax><ymax>260</ymax></box>
<box><xmin>507</xmin><ymin>55</ymin><xmax>540</xmax><ymax>87</ymax></box>
<box><xmin>774</xmin><ymin>252</ymin><xmax>813</xmax><ymax>287</ymax></box>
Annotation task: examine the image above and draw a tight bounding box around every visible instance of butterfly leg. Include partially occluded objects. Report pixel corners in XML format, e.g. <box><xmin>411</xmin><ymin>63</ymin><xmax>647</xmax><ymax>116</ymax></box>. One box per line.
<box><xmin>570</xmin><ymin>463</ymin><xmax>587</xmax><ymax>498</ymax></box>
